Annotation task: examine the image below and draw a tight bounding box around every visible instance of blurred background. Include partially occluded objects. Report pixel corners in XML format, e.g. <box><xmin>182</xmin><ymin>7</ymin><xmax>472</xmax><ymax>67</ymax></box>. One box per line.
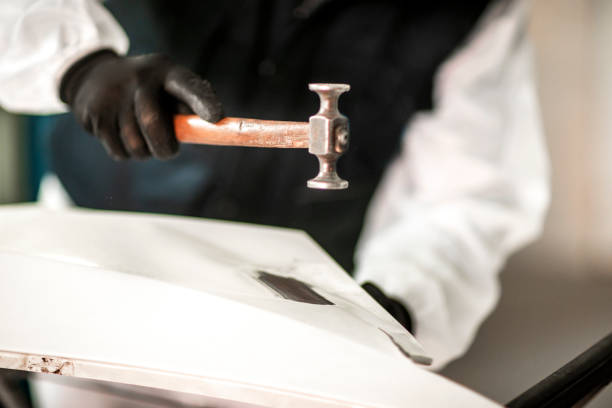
<box><xmin>0</xmin><ymin>0</ymin><xmax>611</xmax><ymax>406</ymax></box>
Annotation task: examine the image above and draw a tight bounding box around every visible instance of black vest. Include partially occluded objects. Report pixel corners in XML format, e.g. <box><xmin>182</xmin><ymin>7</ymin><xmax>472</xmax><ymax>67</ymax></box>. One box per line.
<box><xmin>50</xmin><ymin>0</ymin><xmax>491</xmax><ymax>271</ymax></box>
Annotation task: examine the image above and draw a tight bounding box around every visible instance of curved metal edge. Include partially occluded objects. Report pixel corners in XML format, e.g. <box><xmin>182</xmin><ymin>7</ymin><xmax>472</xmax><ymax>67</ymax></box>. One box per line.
<box><xmin>0</xmin><ymin>350</ymin><xmax>363</xmax><ymax>408</ymax></box>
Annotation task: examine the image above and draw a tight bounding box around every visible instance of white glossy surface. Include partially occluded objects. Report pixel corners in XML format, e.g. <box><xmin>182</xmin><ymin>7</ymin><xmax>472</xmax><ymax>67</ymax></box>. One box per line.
<box><xmin>0</xmin><ymin>205</ymin><xmax>499</xmax><ymax>407</ymax></box>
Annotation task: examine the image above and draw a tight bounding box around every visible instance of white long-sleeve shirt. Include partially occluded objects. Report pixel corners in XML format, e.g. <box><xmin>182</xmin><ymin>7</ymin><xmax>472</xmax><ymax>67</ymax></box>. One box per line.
<box><xmin>0</xmin><ymin>0</ymin><xmax>549</xmax><ymax>369</ymax></box>
<box><xmin>0</xmin><ymin>0</ymin><xmax>128</xmax><ymax>113</ymax></box>
<box><xmin>355</xmin><ymin>0</ymin><xmax>549</xmax><ymax>368</ymax></box>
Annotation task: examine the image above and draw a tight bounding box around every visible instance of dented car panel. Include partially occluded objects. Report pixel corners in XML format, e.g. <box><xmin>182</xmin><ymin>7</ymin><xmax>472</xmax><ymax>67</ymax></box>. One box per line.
<box><xmin>0</xmin><ymin>205</ymin><xmax>498</xmax><ymax>407</ymax></box>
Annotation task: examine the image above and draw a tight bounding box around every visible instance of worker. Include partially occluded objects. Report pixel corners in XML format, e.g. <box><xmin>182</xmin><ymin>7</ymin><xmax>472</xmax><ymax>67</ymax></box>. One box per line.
<box><xmin>0</xmin><ymin>0</ymin><xmax>549</xmax><ymax>371</ymax></box>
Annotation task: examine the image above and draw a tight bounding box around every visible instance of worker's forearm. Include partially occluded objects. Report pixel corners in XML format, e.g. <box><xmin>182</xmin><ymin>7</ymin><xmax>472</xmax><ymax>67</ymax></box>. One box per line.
<box><xmin>0</xmin><ymin>0</ymin><xmax>128</xmax><ymax>114</ymax></box>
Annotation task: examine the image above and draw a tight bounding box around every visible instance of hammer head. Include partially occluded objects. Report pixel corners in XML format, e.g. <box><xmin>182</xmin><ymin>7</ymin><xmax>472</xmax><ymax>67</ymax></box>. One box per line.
<box><xmin>308</xmin><ymin>83</ymin><xmax>350</xmax><ymax>190</ymax></box>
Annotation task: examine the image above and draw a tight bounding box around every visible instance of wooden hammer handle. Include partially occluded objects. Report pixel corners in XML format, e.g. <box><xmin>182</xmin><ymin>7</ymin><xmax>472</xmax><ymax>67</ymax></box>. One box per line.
<box><xmin>174</xmin><ymin>115</ymin><xmax>310</xmax><ymax>148</ymax></box>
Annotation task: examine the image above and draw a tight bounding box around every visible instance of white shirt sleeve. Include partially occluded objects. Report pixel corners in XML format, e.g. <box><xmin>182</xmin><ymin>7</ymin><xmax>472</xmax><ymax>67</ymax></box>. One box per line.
<box><xmin>0</xmin><ymin>0</ymin><xmax>128</xmax><ymax>114</ymax></box>
<box><xmin>353</xmin><ymin>0</ymin><xmax>550</xmax><ymax>370</ymax></box>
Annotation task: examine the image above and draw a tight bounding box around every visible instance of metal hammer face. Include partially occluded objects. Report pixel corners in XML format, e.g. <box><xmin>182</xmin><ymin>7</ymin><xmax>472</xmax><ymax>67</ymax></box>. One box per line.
<box><xmin>174</xmin><ymin>83</ymin><xmax>351</xmax><ymax>190</ymax></box>
<box><xmin>307</xmin><ymin>83</ymin><xmax>350</xmax><ymax>190</ymax></box>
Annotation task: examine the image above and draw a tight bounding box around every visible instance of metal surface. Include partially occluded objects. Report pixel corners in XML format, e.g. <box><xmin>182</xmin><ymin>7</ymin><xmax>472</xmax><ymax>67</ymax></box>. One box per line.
<box><xmin>174</xmin><ymin>83</ymin><xmax>350</xmax><ymax>190</ymax></box>
<box><xmin>307</xmin><ymin>83</ymin><xmax>350</xmax><ymax>190</ymax></box>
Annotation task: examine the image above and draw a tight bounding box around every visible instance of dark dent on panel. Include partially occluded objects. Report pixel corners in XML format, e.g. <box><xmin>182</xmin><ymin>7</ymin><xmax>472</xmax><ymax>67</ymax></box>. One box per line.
<box><xmin>256</xmin><ymin>271</ymin><xmax>334</xmax><ymax>305</ymax></box>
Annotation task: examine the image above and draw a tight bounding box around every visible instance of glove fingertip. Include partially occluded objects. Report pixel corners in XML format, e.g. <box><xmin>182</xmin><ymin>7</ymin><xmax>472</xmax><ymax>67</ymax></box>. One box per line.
<box><xmin>165</xmin><ymin>68</ymin><xmax>224</xmax><ymax>122</ymax></box>
<box><xmin>193</xmin><ymin>97</ymin><xmax>225</xmax><ymax>123</ymax></box>
<box><xmin>100</xmin><ymin>138</ymin><xmax>129</xmax><ymax>161</ymax></box>
<box><xmin>157</xmin><ymin>141</ymin><xmax>180</xmax><ymax>161</ymax></box>
<box><xmin>362</xmin><ymin>281</ymin><xmax>414</xmax><ymax>334</ymax></box>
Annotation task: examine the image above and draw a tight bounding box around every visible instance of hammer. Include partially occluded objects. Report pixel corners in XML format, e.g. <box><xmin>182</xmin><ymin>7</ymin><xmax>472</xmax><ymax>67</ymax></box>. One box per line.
<box><xmin>173</xmin><ymin>83</ymin><xmax>350</xmax><ymax>190</ymax></box>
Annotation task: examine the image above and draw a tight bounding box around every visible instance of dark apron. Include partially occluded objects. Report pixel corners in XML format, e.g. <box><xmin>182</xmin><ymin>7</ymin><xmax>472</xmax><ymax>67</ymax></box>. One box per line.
<box><xmin>50</xmin><ymin>0</ymin><xmax>491</xmax><ymax>272</ymax></box>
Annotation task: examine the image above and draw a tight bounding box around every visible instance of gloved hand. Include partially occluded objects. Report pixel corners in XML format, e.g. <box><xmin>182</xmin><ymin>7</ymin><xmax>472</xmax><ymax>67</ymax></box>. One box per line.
<box><xmin>362</xmin><ymin>282</ymin><xmax>414</xmax><ymax>334</ymax></box>
<box><xmin>59</xmin><ymin>50</ymin><xmax>224</xmax><ymax>160</ymax></box>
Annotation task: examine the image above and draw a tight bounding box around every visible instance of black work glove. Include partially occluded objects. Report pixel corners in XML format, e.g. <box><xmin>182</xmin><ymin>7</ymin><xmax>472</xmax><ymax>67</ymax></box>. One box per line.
<box><xmin>59</xmin><ymin>50</ymin><xmax>224</xmax><ymax>160</ymax></box>
<box><xmin>362</xmin><ymin>282</ymin><xmax>414</xmax><ymax>334</ymax></box>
